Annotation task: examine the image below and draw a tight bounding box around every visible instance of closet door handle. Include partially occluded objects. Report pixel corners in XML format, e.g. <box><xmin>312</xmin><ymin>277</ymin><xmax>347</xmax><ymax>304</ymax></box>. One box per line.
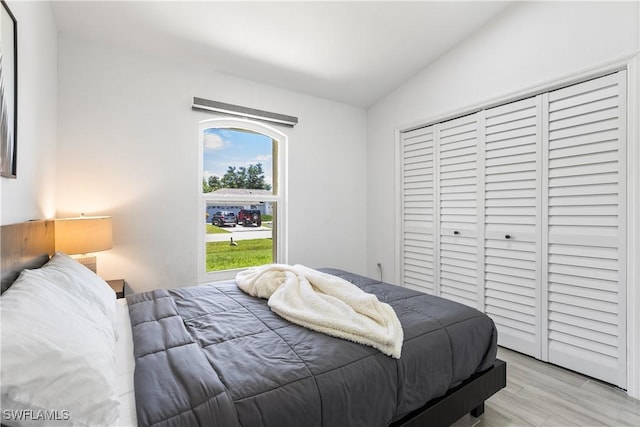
<box><xmin>505</xmin><ymin>234</ymin><xmax>511</xmax><ymax>240</ymax></box>
<box><xmin>453</xmin><ymin>231</ymin><xmax>460</xmax><ymax>236</ymax></box>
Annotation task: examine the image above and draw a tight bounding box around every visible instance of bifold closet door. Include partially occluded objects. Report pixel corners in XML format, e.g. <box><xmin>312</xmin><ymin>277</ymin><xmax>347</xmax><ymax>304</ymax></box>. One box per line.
<box><xmin>484</xmin><ymin>97</ymin><xmax>542</xmax><ymax>358</ymax></box>
<box><xmin>400</xmin><ymin>126</ymin><xmax>436</xmax><ymax>294</ymax></box>
<box><xmin>544</xmin><ymin>70</ymin><xmax>627</xmax><ymax>388</ymax></box>
<box><xmin>437</xmin><ymin>114</ymin><xmax>481</xmax><ymax>308</ymax></box>
<box><xmin>398</xmin><ymin>70</ymin><xmax>627</xmax><ymax>389</ymax></box>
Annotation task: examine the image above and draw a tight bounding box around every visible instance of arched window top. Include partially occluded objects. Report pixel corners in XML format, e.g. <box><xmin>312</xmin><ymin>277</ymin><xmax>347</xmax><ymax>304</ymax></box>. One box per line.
<box><xmin>199</xmin><ymin>117</ymin><xmax>287</xmax><ymax>143</ymax></box>
<box><xmin>200</xmin><ymin>118</ymin><xmax>283</xmax><ymax>199</ymax></box>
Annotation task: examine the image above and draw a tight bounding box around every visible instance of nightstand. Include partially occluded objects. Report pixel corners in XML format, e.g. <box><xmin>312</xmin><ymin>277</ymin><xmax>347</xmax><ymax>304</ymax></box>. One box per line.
<box><xmin>106</xmin><ymin>279</ymin><xmax>125</xmax><ymax>299</ymax></box>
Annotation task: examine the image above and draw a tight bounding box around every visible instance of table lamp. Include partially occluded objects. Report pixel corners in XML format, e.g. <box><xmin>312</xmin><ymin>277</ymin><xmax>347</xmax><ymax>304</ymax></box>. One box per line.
<box><xmin>54</xmin><ymin>216</ymin><xmax>113</xmax><ymax>273</ymax></box>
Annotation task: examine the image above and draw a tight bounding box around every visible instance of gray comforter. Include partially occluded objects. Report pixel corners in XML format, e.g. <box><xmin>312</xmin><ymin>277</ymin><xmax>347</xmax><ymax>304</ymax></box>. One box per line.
<box><xmin>127</xmin><ymin>269</ymin><xmax>497</xmax><ymax>427</ymax></box>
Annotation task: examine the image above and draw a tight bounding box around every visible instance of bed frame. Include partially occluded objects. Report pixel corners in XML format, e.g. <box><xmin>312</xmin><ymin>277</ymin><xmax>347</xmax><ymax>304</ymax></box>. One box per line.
<box><xmin>392</xmin><ymin>359</ymin><xmax>506</xmax><ymax>426</ymax></box>
<box><xmin>0</xmin><ymin>219</ymin><xmax>506</xmax><ymax>426</ymax></box>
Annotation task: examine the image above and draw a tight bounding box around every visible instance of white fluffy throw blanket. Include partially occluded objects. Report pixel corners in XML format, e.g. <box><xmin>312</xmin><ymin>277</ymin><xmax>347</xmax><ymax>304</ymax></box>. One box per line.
<box><xmin>235</xmin><ymin>264</ymin><xmax>403</xmax><ymax>358</ymax></box>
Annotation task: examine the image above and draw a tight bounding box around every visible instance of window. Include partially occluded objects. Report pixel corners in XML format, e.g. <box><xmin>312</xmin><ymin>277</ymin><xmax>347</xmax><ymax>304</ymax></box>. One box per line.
<box><xmin>198</xmin><ymin>118</ymin><xmax>287</xmax><ymax>281</ymax></box>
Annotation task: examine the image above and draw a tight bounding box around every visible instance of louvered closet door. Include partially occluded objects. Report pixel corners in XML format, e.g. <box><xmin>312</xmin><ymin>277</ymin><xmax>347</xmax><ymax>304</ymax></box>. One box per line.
<box><xmin>544</xmin><ymin>71</ymin><xmax>627</xmax><ymax>388</ymax></box>
<box><xmin>400</xmin><ymin>126</ymin><xmax>436</xmax><ymax>293</ymax></box>
<box><xmin>484</xmin><ymin>97</ymin><xmax>541</xmax><ymax>357</ymax></box>
<box><xmin>438</xmin><ymin>114</ymin><xmax>480</xmax><ymax>307</ymax></box>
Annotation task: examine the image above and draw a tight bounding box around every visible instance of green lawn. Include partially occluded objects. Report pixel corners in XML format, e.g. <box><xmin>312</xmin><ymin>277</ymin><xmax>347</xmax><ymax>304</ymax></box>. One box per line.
<box><xmin>206</xmin><ymin>238</ymin><xmax>273</xmax><ymax>271</ymax></box>
<box><xmin>206</xmin><ymin>224</ymin><xmax>232</xmax><ymax>234</ymax></box>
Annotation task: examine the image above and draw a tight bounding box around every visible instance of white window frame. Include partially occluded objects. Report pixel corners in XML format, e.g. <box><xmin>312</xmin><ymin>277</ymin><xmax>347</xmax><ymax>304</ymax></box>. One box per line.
<box><xmin>197</xmin><ymin>117</ymin><xmax>288</xmax><ymax>282</ymax></box>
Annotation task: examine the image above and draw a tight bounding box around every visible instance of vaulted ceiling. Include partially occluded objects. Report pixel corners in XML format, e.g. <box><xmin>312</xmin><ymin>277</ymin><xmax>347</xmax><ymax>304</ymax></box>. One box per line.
<box><xmin>51</xmin><ymin>1</ymin><xmax>512</xmax><ymax>107</ymax></box>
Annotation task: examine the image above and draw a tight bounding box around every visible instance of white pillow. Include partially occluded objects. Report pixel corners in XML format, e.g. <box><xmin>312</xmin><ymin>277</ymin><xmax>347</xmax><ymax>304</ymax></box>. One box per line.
<box><xmin>28</xmin><ymin>252</ymin><xmax>118</xmax><ymax>338</ymax></box>
<box><xmin>0</xmin><ymin>270</ymin><xmax>119</xmax><ymax>427</ymax></box>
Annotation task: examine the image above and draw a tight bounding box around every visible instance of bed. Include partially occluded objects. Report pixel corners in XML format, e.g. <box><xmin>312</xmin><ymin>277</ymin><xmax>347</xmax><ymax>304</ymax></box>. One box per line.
<box><xmin>1</xmin><ymin>220</ymin><xmax>506</xmax><ymax>427</ymax></box>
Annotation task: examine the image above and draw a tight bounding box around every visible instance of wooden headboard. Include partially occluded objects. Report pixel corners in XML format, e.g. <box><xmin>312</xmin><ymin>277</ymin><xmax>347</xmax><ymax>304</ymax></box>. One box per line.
<box><xmin>0</xmin><ymin>220</ymin><xmax>55</xmax><ymax>294</ymax></box>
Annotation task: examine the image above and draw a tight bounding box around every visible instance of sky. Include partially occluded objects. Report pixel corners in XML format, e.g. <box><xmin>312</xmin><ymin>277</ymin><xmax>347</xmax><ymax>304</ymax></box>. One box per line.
<box><xmin>203</xmin><ymin>128</ymin><xmax>273</xmax><ymax>188</ymax></box>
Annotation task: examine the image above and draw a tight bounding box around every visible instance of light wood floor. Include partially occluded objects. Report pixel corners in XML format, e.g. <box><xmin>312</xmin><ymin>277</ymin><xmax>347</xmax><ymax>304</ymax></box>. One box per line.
<box><xmin>452</xmin><ymin>347</ymin><xmax>640</xmax><ymax>427</ymax></box>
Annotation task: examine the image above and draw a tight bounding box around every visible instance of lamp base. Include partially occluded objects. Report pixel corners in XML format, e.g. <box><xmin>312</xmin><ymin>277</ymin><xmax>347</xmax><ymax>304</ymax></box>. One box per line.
<box><xmin>74</xmin><ymin>255</ymin><xmax>97</xmax><ymax>273</ymax></box>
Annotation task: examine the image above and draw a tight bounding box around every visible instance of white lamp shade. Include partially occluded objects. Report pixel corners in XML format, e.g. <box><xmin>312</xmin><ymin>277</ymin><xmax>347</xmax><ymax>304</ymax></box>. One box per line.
<box><xmin>54</xmin><ymin>216</ymin><xmax>113</xmax><ymax>255</ymax></box>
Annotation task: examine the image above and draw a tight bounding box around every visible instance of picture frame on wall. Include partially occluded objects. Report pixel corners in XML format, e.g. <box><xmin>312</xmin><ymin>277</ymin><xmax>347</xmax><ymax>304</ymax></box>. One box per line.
<box><xmin>0</xmin><ymin>0</ymin><xmax>17</xmax><ymax>179</ymax></box>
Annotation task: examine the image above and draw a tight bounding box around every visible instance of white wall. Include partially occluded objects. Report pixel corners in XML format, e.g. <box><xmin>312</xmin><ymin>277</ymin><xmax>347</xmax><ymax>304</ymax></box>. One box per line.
<box><xmin>0</xmin><ymin>1</ymin><xmax>57</xmax><ymax>225</ymax></box>
<box><xmin>366</xmin><ymin>1</ymin><xmax>639</xmax><ymax>397</ymax></box>
<box><xmin>57</xmin><ymin>36</ymin><xmax>368</xmax><ymax>293</ymax></box>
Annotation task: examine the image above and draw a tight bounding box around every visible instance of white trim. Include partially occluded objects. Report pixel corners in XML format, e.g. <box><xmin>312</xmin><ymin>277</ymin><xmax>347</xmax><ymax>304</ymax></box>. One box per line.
<box><xmin>394</xmin><ymin>130</ymin><xmax>402</xmax><ymax>286</ymax></box>
<box><xmin>202</xmin><ymin>194</ymin><xmax>278</xmax><ymax>203</ymax></box>
<box><xmin>626</xmin><ymin>55</ymin><xmax>640</xmax><ymax>400</ymax></box>
<box><xmin>197</xmin><ymin>117</ymin><xmax>288</xmax><ymax>284</ymax></box>
<box><xmin>617</xmin><ymin>69</ymin><xmax>629</xmax><ymax>390</ymax></box>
